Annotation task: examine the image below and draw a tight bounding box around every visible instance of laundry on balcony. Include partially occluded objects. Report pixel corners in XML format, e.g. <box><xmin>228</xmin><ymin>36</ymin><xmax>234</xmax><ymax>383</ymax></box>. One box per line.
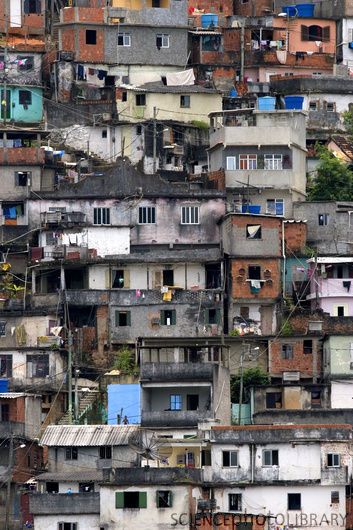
<box><xmin>250</xmin><ymin>280</ymin><xmax>261</xmax><ymax>293</ymax></box>
<box><xmin>343</xmin><ymin>281</ymin><xmax>351</xmax><ymax>292</ymax></box>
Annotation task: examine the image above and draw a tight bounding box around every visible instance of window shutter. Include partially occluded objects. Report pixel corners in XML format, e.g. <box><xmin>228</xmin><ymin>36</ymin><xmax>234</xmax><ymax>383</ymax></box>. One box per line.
<box><xmin>171</xmin><ymin>310</ymin><xmax>176</xmax><ymax>325</ymax></box>
<box><xmin>115</xmin><ymin>492</ymin><xmax>124</xmax><ymax>508</ymax></box>
<box><xmin>153</xmin><ymin>271</ymin><xmax>162</xmax><ymax>289</ymax></box>
<box><xmin>322</xmin><ymin>26</ymin><xmax>330</xmax><ymax>42</ymax></box>
<box><xmin>215</xmin><ymin>309</ymin><xmax>221</xmax><ymax>325</ymax></box>
<box><xmin>156</xmin><ymin>491</ymin><xmax>160</xmax><ymax>507</ymax></box>
<box><xmin>115</xmin><ymin>311</ymin><xmax>119</xmax><ymax>327</ymax></box>
<box><xmin>301</xmin><ymin>25</ymin><xmax>309</xmax><ymax>40</ymax></box>
<box><xmin>204</xmin><ymin>309</ymin><xmax>209</xmax><ymax>324</ymax></box>
<box><xmin>124</xmin><ymin>270</ymin><xmax>130</xmax><ymax>289</ymax></box>
<box><xmin>139</xmin><ymin>491</ymin><xmax>147</xmax><ymax>508</ymax></box>
<box><xmin>126</xmin><ymin>311</ymin><xmax>131</xmax><ymax>326</ymax></box>
<box><xmin>168</xmin><ymin>491</ymin><xmax>173</xmax><ymax>507</ymax></box>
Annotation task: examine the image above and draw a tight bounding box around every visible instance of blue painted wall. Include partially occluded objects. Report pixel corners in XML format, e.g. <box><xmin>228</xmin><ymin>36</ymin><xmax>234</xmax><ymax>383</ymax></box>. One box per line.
<box><xmin>285</xmin><ymin>257</ymin><xmax>310</xmax><ymax>296</ymax></box>
<box><xmin>107</xmin><ymin>384</ymin><xmax>140</xmax><ymax>424</ymax></box>
<box><xmin>0</xmin><ymin>86</ymin><xmax>43</xmax><ymax>123</ymax></box>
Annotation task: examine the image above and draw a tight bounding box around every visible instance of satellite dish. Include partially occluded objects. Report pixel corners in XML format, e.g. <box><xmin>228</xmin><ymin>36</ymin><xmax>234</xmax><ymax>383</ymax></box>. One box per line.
<box><xmin>128</xmin><ymin>429</ymin><xmax>173</xmax><ymax>465</ymax></box>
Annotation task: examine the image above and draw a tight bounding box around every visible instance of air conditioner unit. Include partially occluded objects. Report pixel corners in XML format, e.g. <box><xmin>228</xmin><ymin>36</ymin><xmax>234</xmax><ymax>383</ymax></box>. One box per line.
<box><xmin>282</xmin><ymin>371</ymin><xmax>300</xmax><ymax>382</ymax></box>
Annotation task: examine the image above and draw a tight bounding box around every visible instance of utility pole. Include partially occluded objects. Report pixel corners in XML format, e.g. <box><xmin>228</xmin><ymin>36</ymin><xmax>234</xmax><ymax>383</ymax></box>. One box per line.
<box><xmin>152</xmin><ymin>106</ymin><xmax>157</xmax><ymax>174</ymax></box>
<box><xmin>240</xmin><ymin>22</ymin><xmax>245</xmax><ymax>83</ymax></box>
<box><xmin>5</xmin><ymin>434</ymin><xmax>14</xmax><ymax>530</ymax></box>
<box><xmin>238</xmin><ymin>344</ymin><xmax>245</xmax><ymax>425</ymax></box>
<box><xmin>74</xmin><ymin>368</ymin><xmax>79</xmax><ymax>422</ymax></box>
<box><xmin>2</xmin><ymin>9</ymin><xmax>9</xmax><ymax>126</ymax></box>
<box><xmin>67</xmin><ymin>329</ymin><xmax>73</xmax><ymax>424</ymax></box>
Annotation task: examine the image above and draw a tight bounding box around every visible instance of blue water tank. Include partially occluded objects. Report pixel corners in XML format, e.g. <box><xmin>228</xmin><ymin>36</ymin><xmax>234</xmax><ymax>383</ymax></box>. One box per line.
<box><xmin>281</xmin><ymin>5</ymin><xmax>297</xmax><ymax>16</ymax></box>
<box><xmin>0</xmin><ymin>379</ymin><xmax>9</xmax><ymax>392</ymax></box>
<box><xmin>258</xmin><ymin>96</ymin><xmax>276</xmax><ymax>111</ymax></box>
<box><xmin>229</xmin><ymin>87</ymin><xmax>238</xmax><ymax>98</ymax></box>
<box><xmin>242</xmin><ymin>204</ymin><xmax>261</xmax><ymax>214</ymax></box>
<box><xmin>285</xmin><ymin>96</ymin><xmax>304</xmax><ymax>110</ymax></box>
<box><xmin>201</xmin><ymin>13</ymin><xmax>218</xmax><ymax>28</ymax></box>
<box><xmin>295</xmin><ymin>3</ymin><xmax>315</xmax><ymax>17</ymax></box>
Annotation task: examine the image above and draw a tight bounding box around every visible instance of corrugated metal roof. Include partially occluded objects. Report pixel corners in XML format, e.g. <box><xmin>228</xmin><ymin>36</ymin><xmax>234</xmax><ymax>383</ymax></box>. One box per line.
<box><xmin>0</xmin><ymin>393</ymin><xmax>27</xmax><ymax>398</ymax></box>
<box><xmin>40</xmin><ymin>424</ymin><xmax>139</xmax><ymax>447</ymax></box>
<box><xmin>36</xmin><ymin>471</ymin><xmax>104</xmax><ymax>482</ymax></box>
<box><xmin>189</xmin><ymin>30</ymin><xmax>222</xmax><ymax>35</ymax></box>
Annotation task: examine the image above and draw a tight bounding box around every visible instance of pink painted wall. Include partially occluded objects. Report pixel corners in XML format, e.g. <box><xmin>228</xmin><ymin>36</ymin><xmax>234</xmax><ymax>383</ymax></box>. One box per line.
<box><xmin>273</xmin><ymin>17</ymin><xmax>336</xmax><ymax>55</ymax></box>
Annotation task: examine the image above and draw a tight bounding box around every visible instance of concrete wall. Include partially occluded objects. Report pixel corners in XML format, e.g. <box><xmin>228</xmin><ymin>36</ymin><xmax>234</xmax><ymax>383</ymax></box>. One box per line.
<box><xmin>0</xmin><ymin>314</ymin><xmax>58</xmax><ymax>348</ymax></box>
<box><xmin>331</xmin><ymin>380</ymin><xmax>353</xmax><ymax>409</ymax></box>
<box><xmin>109</xmin><ymin>0</ymin><xmax>188</xmax><ymax>26</ymax></box>
<box><xmin>324</xmin><ymin>335</ymin><xmax>353</xmax><ymax>376</ymax></box>
<box><xmin>33</xmin><ymin>514</ymin><xmax>100</xmax><ymax>530</ymax></box>
<box><xmin>47</xmin><ymin>445</ymin><xmax>137</xmax><ymax>473</ymax></box>
<box><xmin>222</xmin><ymin>215</ymin><xmax>282</xmax><ymax>257</ymax></box>
<box><xmin>5</xmin><ymin>52</ymin><xmax>42</xmax><ymax>85</ymax></box>
<box><xmin>4</xmin><ymin>86</ymin><xmax>43</xmax><ymax>123</ymax></box>
<box><xmin>143</xmin><ymin>384</ymin><xmax>211</xmax><ymax>412</ymax></box>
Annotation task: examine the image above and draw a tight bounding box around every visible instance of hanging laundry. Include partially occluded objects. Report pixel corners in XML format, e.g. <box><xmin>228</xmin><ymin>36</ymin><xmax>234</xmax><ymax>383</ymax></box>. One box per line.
<box><xmin>9</xmin><ymin>207</ymin><xmax>17</xmax><ymax>219</ymax></box>
<box><xmin>97</xmin><ymin>69</ymin><xmax>108</xmax><ymax>80</ymax></box>
<box><xmin>77</xmin><ymin>63</ymin><xmax>85</xmax><ymax>80</ymax></box>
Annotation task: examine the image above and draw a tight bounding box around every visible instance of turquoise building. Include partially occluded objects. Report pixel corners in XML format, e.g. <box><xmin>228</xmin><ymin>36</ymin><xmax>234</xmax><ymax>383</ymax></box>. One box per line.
<box><xmin>0</xmin><ymin>85</ymin><xmax>43</xmax><ymax>123</ymax></box>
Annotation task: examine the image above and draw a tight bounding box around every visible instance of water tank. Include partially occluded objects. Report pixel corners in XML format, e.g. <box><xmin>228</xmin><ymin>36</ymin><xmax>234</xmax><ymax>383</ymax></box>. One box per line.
<box><xmin>0</xmin><ymin>379</ymin><xmax>9</xmax><ymax>392</ymax></box>
<box><xmin>285</xmin><ymin>96</ymin><xmax>304</xmax><ymax>110</ymax></box>
<box><xmin>242</xmin><ymin>204</ymin><xmax>261</xmax><ymax>214</ymax></box>
<box><xmin>281</xmin><ymin>5</ymin><xmax>297</xmax><ymax>16</ymax></box>
<box><xmin>229</xmin><ymin>87</ymin><xmax>238</xmax><ymax>98</ymax></box>
<box><xmin>295</xmin><ymin>3</ymin><xmax>315</xmax><ymax>17</ymax></box>
<box><xmin>201</xmin><ymin>13</ymin><xmax>218</xmax><ymax>28</ymax></box>
<box><xmin>258</xmin><ymin>96</ymin><xmax>276</xmax><ymax>111</ymax></box>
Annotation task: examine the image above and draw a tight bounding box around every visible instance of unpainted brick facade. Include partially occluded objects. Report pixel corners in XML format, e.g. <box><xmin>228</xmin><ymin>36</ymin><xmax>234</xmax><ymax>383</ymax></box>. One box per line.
<box><xmin>231</xmin><ymin>258</ymin><xmax>281</xmax><ymax>299</ymax></box>
<box><xmin>269</xmin><ymin>337</ymin><xmax>322</xmax><ymax>379</ymax></box>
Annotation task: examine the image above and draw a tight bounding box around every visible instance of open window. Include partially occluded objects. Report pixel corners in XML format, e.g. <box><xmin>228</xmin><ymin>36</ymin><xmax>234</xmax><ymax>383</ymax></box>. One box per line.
<box><xmin>266</xmin><ymin>392</ymin><xmax>282</xmax><ymax>409</ymax></box>
<box><xmin>27</xmin><ymin>354</ymin><xmax>49</xmax><ymax>377</ymax></box>
<box><xmin>248</xmin><ymin>265</ymin><xmax>261</xmax><ymax>280</ymax></box>
<box><xmin>156</xmin><ymin>490</ymin><xmax>173</xmax><ymax>508</ymax></box>
<box><xmin>246</xmin><ymin>224</ymin><xmax>262</xmax><ymax>239</ymax></box>
<box><xmin>86</xmin><ymin>30</ymin><xmax>97</xmax><ymax>45</ymax></box>
<box><xmin>116</xmin><ymin>491</ymin><xmax>147</xmax><ymax>509</ymax></box>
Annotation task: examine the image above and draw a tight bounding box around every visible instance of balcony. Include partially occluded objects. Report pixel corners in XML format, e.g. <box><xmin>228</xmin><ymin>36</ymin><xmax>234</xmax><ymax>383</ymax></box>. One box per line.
<box><xmin>316</xmin><ymin>278</ymin><xmax>353</xmax><ymax>299</ymax></box>
<box><xmin>141</xmin><ymin>410</ymin><xmax>211</xmax><ymax>427</ymax></box>
<box><xmin>112</xmin><ymin>467</ymin><xmax>202</xmax><ymax>485</ymax></box>
<box><xmin>321</xmin><ymin>466</ymin><xmax>348</xmax><ymax>485</ymax></box>
<box><xmin>141</xmin><ymin>362</ymin><xmax>214</xmax><ymax>382</ymax></box>
<box><xmin>31</xmin><ymin>245</ymin><xmax>97</xmax><ymax>262</ymax></box>
<box><xmin>37</xmin><ymin>335</ymin><xmax>61</xmax><ymax>347</ymax></box>
<box><xmin>0</xmin><ymin>147</ymin><xmax>45</xmax><ymax>165</ymax></box>
<box><xmin>40</xmin><ymin>211</ymin><xmax>86</xmax><ymax>227</ymax></box>
<box><xmin>29</xmin><ymin>492</ymin><xmax>100</xmax><ymax>515</ymax></box>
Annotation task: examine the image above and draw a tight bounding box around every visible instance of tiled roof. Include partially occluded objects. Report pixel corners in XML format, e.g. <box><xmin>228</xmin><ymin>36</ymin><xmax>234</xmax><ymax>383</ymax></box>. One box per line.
<box><xmin>35</xmin><ymin>471</ymin><xmax>104</xmax><ymax>482</ymax></box>
<box><xmin>40</xmin><ymin>424</ymin><xmax>139</xmax><ymax>447</ymax></box>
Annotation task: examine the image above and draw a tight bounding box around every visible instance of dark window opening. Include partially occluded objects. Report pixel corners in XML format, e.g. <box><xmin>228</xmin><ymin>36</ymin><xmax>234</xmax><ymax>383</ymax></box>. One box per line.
<box><xmin>303</xmin><ymin>339</ymin><xmax>313</xmax><ymax>354</ymax></box>
<box><xmin>201</xmin><ymin>450</ymin><xmax>212</xmax><ymax>466</ymax></box>
<box><xmin>160</xmin><ymin>309</ymin><xmax>176</xmax><ymax>326</ymax></box>
<box><xmin>263</xmin><ymin>449</ymin><xmax>278</xmax><ymax>466</ymax></box>
<box><xmin>99</xmin><ymin>446</ymin><xmax>112</xmax><ymax>459</ymax></box>
<box><xmin>248</xmin><ymin>266</ymin><xmax>261</xmax><ymax>280</ymax></box>
<box><xmin>240</xmin><ymin>306</ymin><xmax>249</xmax><ymax>320</ymax></box>
<box><xmin>246</xmin><ymin>224</ymin><xmax>262</xmax><ymax>239</ymax></box>
<box><xmin>86</xmin><ymin>30</ymin><xmax>97</xmax><ymax>45</ymax></box>
<box><xmin>24</xmin><ymin>0</ymin><xmax>41</xmax><ymax>14</ymax></box>
<box><xmin>46</xmin><ymin>482</ymin><xmax>59</xmax><ymax>493</ymax></box>
<box><xmin>229</xmin><ymin>493</ymin><xmax>242</xmax><ymax>511</ymax></box>
<box><xmin>331</xmin><ymin>491</ymin><xmax>339</xmax><ymax>504</ymax></box>
<box><xmin>0</xmin><ymin>404</ymin><xmax>9</xmax><ymax>422</ymax></box>
<box><xmin>156</xmin><ymin>490</ymin><xmax>172</xmax><ymax>508</ymax></box>
<box><xmin>318</xmin><ymin>213</ymin><xmax>329</xmax><ymax>226</ymax></box>
<box><xmin>15</xmin><ymin>171</ymin><xmax>30</xmax><ymax>186</ymax></box>
<box><xmin>136</xmin><ymin>94</ymin><xmax>146</xmax><ymax>106</ymax></box>
<box><xmin>27</xmin><ymin>355</ymin><xmax>49</xmax><ymax>377</ymax></box>
<box><xmin>205</xmin><ymin>263</ymin><xmax>221</xmax><ymax>289</ymax></box>
<box><xmin>336</xmin><ymin>265</ymin><xmax>344</xmax><ymax>279</ymax></box>
<box><xmin>311</xmin><ymin>390</ymin><xmax>321</xmax><ymax>408</ymax></box>
<box><xmin>162</xmin><ymin>269</ymin><xmax>174</xmax><ymax>286</ymax></box>
<box><xmin>65</xmin><ymin>269</ymin><xmax>86</xmax><ymax>290</ymax></box>
<box><xmin>65</xmin><ymin>447</ymin><xmax>78</xmax><ymax>460</ymax></box>
<box><xmin>180</xmin><ymin>95</ymin><xmax>190</xmax><ymax>108</ymax></box>
<box><xmin>112</xmin><ymin>270</ymin><xmax>125</xmax><ymax>288</ymax></box>
<box><xmin>266</xmin><ymin>392</ymin><xmax>282</xmax><ymax>409</ymax></box>
<box><xmin>115</xmin><ymin>311</ymin><xmax>131</xmax><ymax>327</ymax></box>
<box><xmin>337</xmin><ymin>306</ymin><xmax>345</xmax><ymax>317</ymax></box>
<box><xmin>124</xmin><ymin>491</ymin><xmax>140</xmax><ymax>508</ymax></box>
<box><xmin>79</xmin><ymin>482</ymin><xmax>94</xmax><ymax>492</ymax></box>
<box><xmin>222</xmin><ymin>450</ymin><xmax>238</xmax><ymax>467</ymax></box>
<box><xmin>102</xmin><ymin>130</ymin><xmax>107</xmax><ymax>139</ymax></box>
<box><xmin>0</xmin><ymin>355</ymin><xmax>12</xmax><ymax>377</ymax></box>
<box><xmin>186</xmin><ymin>394</ymin><xmax>199</xmax><ymax>411</ymax></box>
<box><xmin>136</xmin><ymin>125</ymin><xmax>142</xmax><ymax>135</ymax></box>
<box><xmin>19</xmin><ymin>90</ymin><xmax>32</xmax><ymax>106</ymax></box>
<box><xmin>122</xmin><ymin>91</ymin><xmax>127</xmax><ymax>102</ymax></box>
<box><xmin>288</xmin><ymin>493</ymin><xmax>301</xmax><ymax>510</ymax></box>
<box><xmin>282</xmin><ymin>344</ymin><xmax>293</xmax><ymax>359</ymax></box>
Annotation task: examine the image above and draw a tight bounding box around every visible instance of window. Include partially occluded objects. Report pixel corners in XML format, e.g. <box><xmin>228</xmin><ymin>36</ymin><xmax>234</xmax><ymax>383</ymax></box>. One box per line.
<box><xmin>327</xmin><ymin>453</ymin><xmax>340</xmax><ymax>467</ymax></box>
<box><xmin>336</xmin><ymin>306</ymin><xmax>346</xmax><ymax>317</ymax></box>
<box><xmin>139</xmin><ymin>206</ymin><xmax>156</xmax><ymax>224</ymax></box>
<box><xmin>136</xmin><ymin>94</ymin><xmax>146</xmax><ymax>106</ymax></box>
<box><xmin>86</xmin><ymin>30</ymin><xmax>97</xmax><ymax>45</ymax></box>
<box><xmin>156</xmin><ymin>34</ymin><xmax>169</xmax><ymax>48</ymax></box>
<box><xmin>266</xmin><ymin>392</ymin><xmax>282</xmax><ymax>409</ymax></box>
<box><xmin>180</xmin><ymin>95</ymin><xmax>190</xmax><ymax>108</ymax></box>
<box><xmin>136</xmin><ymin>125</ymin><xmax>142</xmax><ymax>135</ymax></box>
<box><xmin>27</xmin><ymin>355</ymin><xmax>49</xmax><ymax>377</ymax></box>
<box><xmin>264</xmin><ymin>154</ymin><xmax>282</xmax><ymax>170</ymax></box>
<box><xmin>19</xmin><ymin>90</ymin><xmax>32</xmax><ymax>105</ymax></box>
<box><xmin>262</xmin><ymin>449</ymin><xmax>279</xmax><ymax>466</ymax></box>
<box><xmin>266</xmin><ymin>199</ymin><xmax>284</xmax><ymax>216</ymax></box>
<box><xmin>246</xmin><ymin>224</ymin><xmax>262</xmax><ymax>239</ymax></box>
<box><xmin>326</xmin><ymin>102</ymin><xmax>335</xmax><ymax>112</ymax></box>
<box><xmin>15</xmin><ymin>171</ymin><xmax>31</xmax><ymax>187</ymax></box>
<box><xmin>331</xmin><ymin>491</ymin><xmax>339</xmax><ymax>504</ymax></box>
<box><xmin>156</xmin><ymin>490</ymin><xmax>173</xmax><ymax>508</ymax></box>
<box><xmin>65</xmin><ymin>447</ymin><xmax>78</xmax><ymax>460</ymax></box>
<box><xmin>118</xmin><ymin>33</ymin><xmax>131</xmax><ymax>46</ymax></box>
<box><xmin>311</xmin><ymin>390</ymin><xmax>321</xmax><ymax>407</ymax></box>
<box><xmin>282</xmin><ymin>344</ymin><xmax>293</xmax><ymax>360</ymax></box>
<box><xmin>24</xmin><ymin>0</ymin><xmax>41</xmax><ymax>14</ymax></box>
<box><xmin>0</xmin><ymin>355</ymin><xmax>12</xmax><ymax>377</ymax></box>
<box><xmin>116</xmin><ymin>491</ymin><xmax>147</xmax><ymax>509</ymax></box>
<box><xmin>122</xmin><ymin>91</ymin><xmax>127</xmax><ymax>102</ymax></box>
<box><xmin>222</xmin><ymin>450</ymin><xmax>238</xmax><ymax>467</ymax></box>
<box><xmin>112</xmin><ymin>270</ymin><xmax>125</xmax><ymax>288</ymax></box>
<box><xmin>226</xmin><ymin>156</ymin><xmax>236</xmax><ymax>170</ymax></box>
<box><xmin>288</xmin><ymin>493</ymin><xmax>301</xmax><ymax>510</ymax></box>
<box><xmin>0</xmin><ymin>404</ymin><xmax>9</xmax><ymax>422</ymax></box>
<box><xmin>228</xmin><ymin>493</ymin><xmax>242</xmax><ymax>511</ymax></box>
<box><xmin>99</xmin><ymin>446</ymin><xmax>112</xmax><ymax>459</ymax></box>
<box><xmin>79</xmin><ymin>482</ymin><xmax>94</xmax><ymax>492</ymax></box>
<box><xmin>115</xmin><ymin>311</ymin><xmax>131</xmax><ymax>327</ymax></box>
<box><xmin>93</xmin><ymin>207</ymin><xmax>110</xmax><ymax>225</ymax></box>
<box><xmin>102</xmin><ymin>129</ymin><xmax>107</xmax><ymax>139</ymax></box>
<box><xmin>239</xmin><ymin>154</ymin><xmax>257</xmax><ymax>170</ymax></box>
<box><xmin>248</xmin><ymin>265</ymin><xmax>261</xmax><ymax>280</ymax></box>
<box><xmin>163</xmin><ymin>269</ymin><xmax>174</xmax><ymax>286</ymax></box>
<box><xmin>0</xmin><ymin>322</ymin><xmax>6</xmax><ymax>337</ymax></box>
<box><xmin>205</xmin><ymin>308</ymin><xmax>220</xmax><ymax>325</ymax></box>
<box><xmin>46</xmin><ymin>482</ymin><xmax>59</xmax><ymax>493</ymax></box>
<box><xmin>318</xmin><ymin>213</ymin><xmax>329</xmax><ymax>226</ymax></box>
<box><xmin>160</xmin><ymin>309</ymin><xmax>176</xmax><ymax>326</ymax></box>
<box><xmin>301</xmin><ymin>24</ymin><xmax>330</xmax><ymax>42</ymax></box>
<box><xmin>17</xmin><ymin>56</ymin><xmax>34</xmax><ymax>71</ymax></box>
<box><xmin>186</xmin><ymin>394</ymin><xmax>199</xmax><ymax>410</ymax></box>
<box><xmin>170</xmin><ymin>394</ymin><xmax>182</xmax><ymax>410</ymax></box>
<box><xmin>58</xmin><ymin>522</ymin><xmax>78</xmax><ymax>530</ymax></box>
<box><xmin>309</xmin><ymin>101</ymin><xmax>318</xmax><ymax>111</ymax></box>
<box><xmin>181</xmin><ymin>206</ymin><xmax>199</xmax><ymax>224</ymax></box>
<box><xmin>303</xmin><ymin>339</ymin><xmax>313</xmax><ymax>354</ymax></box>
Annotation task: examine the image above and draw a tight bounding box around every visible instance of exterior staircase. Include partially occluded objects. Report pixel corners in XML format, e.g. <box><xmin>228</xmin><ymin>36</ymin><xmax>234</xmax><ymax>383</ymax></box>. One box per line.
<box><xmin>57</xmin><ymin>390</ymin><xmax>99</xmax><ymax>425</ymax></box>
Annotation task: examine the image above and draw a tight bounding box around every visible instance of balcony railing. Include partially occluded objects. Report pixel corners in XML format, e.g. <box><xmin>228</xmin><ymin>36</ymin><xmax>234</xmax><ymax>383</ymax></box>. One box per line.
<box><xmin>40</xmin><ymin>211</ymin><xmax>86</xmax><ymax>227</ymax></box>
<box><xmin>141</xmin><ymin>362</ymin><xmax>214</xmax><ymax>382</ymax></box>
<box><xmin>141</xmin><ymin>409</ymin><xmax>211</xmax><ymax>427</ymax></box>
<box><xmin>29</xmin><ymin>492</ymin><xmax>100</xmax><ymax>515</ymax></box>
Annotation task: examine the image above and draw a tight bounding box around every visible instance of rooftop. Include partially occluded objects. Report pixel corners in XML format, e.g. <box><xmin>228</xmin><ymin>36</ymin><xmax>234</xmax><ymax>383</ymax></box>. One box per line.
<box><xmin>120</xmin><ymin>82</ymin><xmax>219</xmax><ymax>94</ymax></box>
<box><xmin>270</xmin><ymin>75</ymin><xmax>353</xmax><ymax>95</ymax></box>
<box><xmin>40</xmin><ymin>424</ymin><xmax>139</xmax><ymax>447</ymax></box>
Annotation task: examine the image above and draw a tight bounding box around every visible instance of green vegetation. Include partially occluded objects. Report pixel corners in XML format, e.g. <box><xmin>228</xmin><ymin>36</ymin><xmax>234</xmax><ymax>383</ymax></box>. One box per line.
<box><xmin>280</xmin><ymin>320</ymin><xmax>293</xmax><ymax>336</ymax></box>
<box><xmin>308</xmin><ymin>145</ymin><xmax>353</xmax><ymax>201</ymax></box>
<box><xmin>191</xmin><ymin>120</ymin><xmax>209</xmax><ymax>130</ymax></box>
<box><xmin>230</xmin><ymin>367</ymin><xmax>269</xmax><ymax>403</ymax></box>
<box><xmin>113</xmin><ymin>346</ymin><xmax>138</xmax><ymax>375</ymax></box>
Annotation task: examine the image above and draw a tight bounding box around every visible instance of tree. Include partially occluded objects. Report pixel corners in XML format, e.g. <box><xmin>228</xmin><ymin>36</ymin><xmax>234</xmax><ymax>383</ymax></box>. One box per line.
<box><xmin>308</xmin><ymin>145</ymin><xmax>353</xmax><ymax>201</ymax></box>
<box><xmin>230</xmin><ymin>367</ymin><xmax>269</xmax><ymax>403</ymax></box>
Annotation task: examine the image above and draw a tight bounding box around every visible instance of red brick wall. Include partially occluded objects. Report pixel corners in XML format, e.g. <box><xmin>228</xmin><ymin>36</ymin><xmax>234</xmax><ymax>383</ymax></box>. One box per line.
<box><xmin>188</xmin><ymin>0</ymin><xmax>233</xmax><ymax>16</ymax></box>
<box><xmin>60</xmin><ymin>25</ymin><xmax>105</xmax><ymax>61</ymax></box>
<box><xmin>62</xmin><ymin>6</ymin><xmax>104</xmax><ymax>22</ymax></box>
<box><xmin>223</xmin><ymin>28</ymin><xmax>240</xmax><ymax>52</ymax></box>
<box><xmin>234</xmin><ymin>0</ymin><xmax>273</xmax><ymax>16</ymax></box>
<box><xmin>14</xmin><ymin>444</ymin><xmax>43</xmax><ymax>482</ymax></box>
<box><xmin>231</xmin><ymin>258</ymin><xmax>281</xmax><ymax>299</ymax></box>
<box><xmin>269</xmin><ymin>338</ymin><xmax>321</xmax><ymax>378</ymax></box>
<box><xmin>196</xmin><ymin>514</ymin><xmax>267</xmax><ymax>530</ymax></box>
<box><xmin>0</xmin><ymin>147</ymin><xmax>45</xmax><ymax>165</ymax></box>
<box><xmin>208</xmin><ymin>169</ymin><xmax>225</xmax><ymax>190</ymax></box>
<box><xmin>284</xmin><ymin>222</ymin><xmax>307</xmax><ymax>254</ymax></box>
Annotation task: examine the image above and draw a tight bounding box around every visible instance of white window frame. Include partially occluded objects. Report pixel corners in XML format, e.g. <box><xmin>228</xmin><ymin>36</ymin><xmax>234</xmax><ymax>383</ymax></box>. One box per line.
<box><xmin>138</xmin><ymin>206</ymin><xmax>156</xmax><ymax>224</ymax></box>
<box><xmin>181</xmin><ymin>206</ymin><xmax>199</xmax><ymax>225</ymax></box>
<box><xmin>156</xmin><ymin>33</ymin><xmax>169</xmax><ymax>48</ymax></box>
<box><xmin>118</xmin><ymin>33</ymin><xmax>131</xmax><ymax>47</ymax></box>
<box><xmin>239</xmin><ymin>154</ymin><xmax>257</xmax><ymax>170</ymax></box>
<box><xmin>266</xmin><ymin>198</ymin><xmax>284</xmax><ymax>216</ymax></box>
<box><xmin>93</xmin><ymin>207</ymin><xmax>110</xmax><ymax>225</ymax></box>
<box><xmin>262</xmin><ymin>449</ymin><xmax>279</xmax><ymax>466</ymax></box>
<box><xmin>226</xmin><ymin>156</ymin><xmax>236</xmax><ymax>170</ymax></box>
<box><xmin>264</xmin><ymin>154</ymin><xmax>283</xmax><ymax>170</ymax></box>
<box><xmin>327</xmin><ymin>453</ymin><xmax>340</xmax><ymax>468</ymax></box>
<box><xmin>222</xmin><ymin>450</ymin><xmax>239</xmax><ymax>467</ymax></box>
<box><xmin>58</xmin><ymin>524</ymin><xmax>77</xmax><ymax>530</ymax></box>
<box><xmin>309</xmin><ymin>100</ymin><xmax>318</xmax><ymax>111</ymax></box>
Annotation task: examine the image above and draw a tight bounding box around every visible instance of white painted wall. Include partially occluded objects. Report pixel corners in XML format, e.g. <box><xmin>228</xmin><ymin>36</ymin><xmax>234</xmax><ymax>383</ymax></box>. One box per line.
<box><xmin>100</xmin><ymin>484</ymin><xmax>200</xmax><ymax>529</ymax></box>
<box><xmin>342</xmin><ymin>18</ymin><xmax>353</xmax><ymax>67</ymax></box>
<box><xmin>331</xmin><ymin>381</ymin><xmax>353</xmax><ymax>409</ymax></box>
<box><xmin>33</xmin><ymin>514</ymin><xmax>100</xmax><ymax>530</ymax></box>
